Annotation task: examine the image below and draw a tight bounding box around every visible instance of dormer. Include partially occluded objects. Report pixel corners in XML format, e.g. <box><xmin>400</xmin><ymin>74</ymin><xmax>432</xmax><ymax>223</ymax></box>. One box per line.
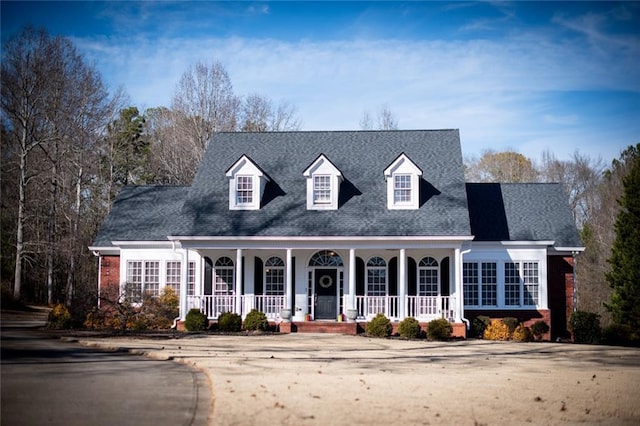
<box><xmin>384</xmin><ymin>153</ymin><xmax>422</xmax><ymax>210</ymax></box>
<box><xmin>303</xmin><ymin>154</ymin><xmax>343</xmax><ymax>210</ymax></box>
<box><xmin>226</xmin><ymin>155</ymin><xmax>270</xmax><ymax>210</ymax></box>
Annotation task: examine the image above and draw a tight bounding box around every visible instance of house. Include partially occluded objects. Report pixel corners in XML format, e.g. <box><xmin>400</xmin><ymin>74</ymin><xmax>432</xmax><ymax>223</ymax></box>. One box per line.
<box><xmin>90</xmin><ymin>130</ymin><xmax>584</xmax><ymax>338</ymax></box>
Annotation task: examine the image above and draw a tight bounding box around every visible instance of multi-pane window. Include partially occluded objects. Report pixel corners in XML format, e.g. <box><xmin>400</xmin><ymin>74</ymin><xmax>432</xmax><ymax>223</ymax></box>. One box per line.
<box><xmin>393</xmin><ymin>174</ymin><xmax>412</xmax><ymax>204</ymax></box>
<box><xmin>236</xmin><ymin>176</ymin><xmax>253</xmax><ymax>205</ymax></box>
<box><xmin>523</xmin><ymin>262</ymin><xmax>539</xmax><ymax>305</ymax></box>
<box><xmin>187</xmin><ymin>261</ymin><xmax>196</xmax><ymax>296</ymax></box>
<box><xmin>463</xmin><ymin>262</ymin><xmax>479</xmax><ymax>305</ymax></box>
<box><xmin>366</xmin><ymin>257</ymin><xmax>387</xmax><ymax>296</ymax></box>
<box><xmin>126</xmin><ymin>260</ymin><xmax>159</xmax><ymax>301</ymax></box>
<box><xmin>504</xmin><ymin>262</ymin><xmax>521</xmax><ymax>306</ymax></box>
<box><xmin>214</xmin><ymin>257</ymin><xmax>234</xmax><ymax>295</ymax></box>
<box><xmin>265</xmin><ymin>256</ymin><xmax>285</xmax><ymax>295</ymax></box>
<box><xmin>418</xmin><ymin>257</ymin><xmax>439</xmax><ymax>296</ymax></box>
<box><xmin>313</xmin><ymin>175</ymin><xmax>331</xmax><ymax>204</ymax></box>
<box><xmin>166</xmin><ymin>261</ymin><xmax>181</xmax><ymax>294</ymax></box>
<box><xmin>481</xmin><ymin>262</ymin><xmax>497</xmax><ymax>306</ymax></box>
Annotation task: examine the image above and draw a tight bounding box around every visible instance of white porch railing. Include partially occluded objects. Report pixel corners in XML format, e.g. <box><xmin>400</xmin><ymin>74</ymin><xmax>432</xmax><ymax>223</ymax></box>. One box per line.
<box><xmin>187</xmin><ymin>295</ymin><xmax>284</xmax><ymax>319</ymax></box>
<box><xmin>348</xmin><ymin>295</ymin><xmax>455</xmax><ymax>321</ymax></box>
<box><xmin>244</xmin><ymin>295</ymin><xmax>285</xmax><ymax>319</ymax></box>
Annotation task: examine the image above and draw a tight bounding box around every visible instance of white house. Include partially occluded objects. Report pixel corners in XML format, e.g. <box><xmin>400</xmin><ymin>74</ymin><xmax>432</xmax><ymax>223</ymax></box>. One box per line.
<box><xmin>90</xmin><ymin>130</ymin><xmax>583</xmax><ymax>338</ymax></box>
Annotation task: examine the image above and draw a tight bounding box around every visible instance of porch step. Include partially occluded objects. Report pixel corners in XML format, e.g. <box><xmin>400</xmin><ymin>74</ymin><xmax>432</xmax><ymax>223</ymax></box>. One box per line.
<box><xmin>279</xmin><ymin>321</ymin><xmax>362</xmax><ymax>335</ymax></box>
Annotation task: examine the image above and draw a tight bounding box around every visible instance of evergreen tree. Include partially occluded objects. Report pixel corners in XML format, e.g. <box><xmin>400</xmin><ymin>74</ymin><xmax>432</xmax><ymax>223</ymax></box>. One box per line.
<box><xmin>606</xmin><ymin>145</ymin><xmax>640</xmax><ymax>330</ymax></box>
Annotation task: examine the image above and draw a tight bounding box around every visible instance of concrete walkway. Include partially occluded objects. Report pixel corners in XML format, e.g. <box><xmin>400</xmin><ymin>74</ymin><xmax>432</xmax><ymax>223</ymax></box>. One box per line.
<box><xmin>77</xmin><ymin>333</ymin><xmax>640</xmax><ymax>426</ymax></box>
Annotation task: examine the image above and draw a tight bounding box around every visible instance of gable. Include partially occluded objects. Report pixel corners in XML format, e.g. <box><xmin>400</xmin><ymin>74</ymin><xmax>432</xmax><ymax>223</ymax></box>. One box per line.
<box><xmin>178</xmin><ymin>130</ymin><xmax>471</xmax><ymax>237</ymax></box>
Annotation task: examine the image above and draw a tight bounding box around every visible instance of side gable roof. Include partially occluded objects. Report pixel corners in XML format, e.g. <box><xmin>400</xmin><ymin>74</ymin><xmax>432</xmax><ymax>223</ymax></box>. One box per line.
<box><xmin>466</xmin><ymin>182</ymin><xmax>583</xmax><ymax>248</ymax></box>
<box><xmin>177</xmin><ymin>130</ymin><xmax>471</xmax><ymax>237</ymax></box>
<box><xmin>91</xmin><ymin>186</ymin><xmax>189</xmax><ymax>246</ymax></box>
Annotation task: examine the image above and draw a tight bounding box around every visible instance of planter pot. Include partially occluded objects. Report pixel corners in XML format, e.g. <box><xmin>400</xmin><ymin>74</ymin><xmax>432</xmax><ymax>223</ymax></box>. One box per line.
<box><xmin>280</xmin><ymin>308</ymin><xmax>292</xmax><ymax>322</ymax></box>
<box><xmin>346</xmin><ymin>309</ymin><xmax>358</xmax><ymax>322</ymax></box>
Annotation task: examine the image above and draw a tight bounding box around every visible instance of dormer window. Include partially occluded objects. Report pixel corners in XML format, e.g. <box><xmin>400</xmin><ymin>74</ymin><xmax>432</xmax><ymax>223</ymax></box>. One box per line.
<box><xmin>384</xmin><ymin>153</ymin><xmax>422</xmax><ymax>210</ymax></box>
<box><xmin>303</xmin><ymin>154</ymin><xmax>343</xmax><ymax>210</ymax></box>
<box><xmin>226</xmin><ymin>155</ymin><xmax>269</xmax><ymax>210</ymax></box>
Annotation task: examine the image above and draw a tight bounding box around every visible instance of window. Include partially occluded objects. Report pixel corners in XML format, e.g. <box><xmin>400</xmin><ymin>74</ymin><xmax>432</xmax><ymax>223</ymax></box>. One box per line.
<box><xmin>366</xmin><ymin>257</ymin><xmax>387</xmax><ymax>296</ymax></box>
<box><xmin>313</xmin><ymin>175</ymin><xmax>331</xmax><ymax>204</ymax></box>
<box><xmin>418</xmin><ymin>257</ymin><xmax>439</xmax><ymax>296</ymax></box>
<box><xmin>187</xmin><ymin>261</ymin><xmax>196</xmax><ymax>296</ymax></box>
<box><xmin>265</xmin><ymin>257</ymin><xmax>285</xmax><ymax>295</ymax></box>
<box><xmin>523</xmin><ymin>262</ymin><xmax>539</xmax><ymax>305</ymax></box>
<box><xmin>236</xmin><ymin>175</ymin><xmax>253</xmax><ymax>205</ymax></box>
<box><xmin>463</xmin><ymin>262</ymin><xmax>479</xmax><ymax>306</ymax></box>
<box><xmin>214</xmin><ymin>257</ymin><xmax>234</xmax><ymax>295</ymax></box>
<box><xmin>126</xmin><ymin>260</ymin><xmax>159</xmax><ymax>301</ymax></box>
<box><xmin>481</xmin><ymin>262</ymin><xmax>497</xmax><ymax>306</ymax></box>
<box><xmin>504</xmin><ymin>262</ymin><xmax>521</xmax><ymax>306</ymax></box>
<box><xmin>166</xmin><ymin>261</ymin><xmax>181</xmax><ymax>294</ymax></box>
<box><xmin>309</xmin><ymin>250</ymin><xmax>343</xmax><ymax>267</ymax></box>
<box><xmin>393</xmin><ymin>174</ymin><xmax>412</xmax><ymax>204</ymax></box>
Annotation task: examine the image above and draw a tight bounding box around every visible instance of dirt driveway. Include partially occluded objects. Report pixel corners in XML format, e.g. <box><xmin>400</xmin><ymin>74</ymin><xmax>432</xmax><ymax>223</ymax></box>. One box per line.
<box><xmin>79</xmin><ymin>334</ymin><xmax>640</xmax><ymax>425</ymax></box>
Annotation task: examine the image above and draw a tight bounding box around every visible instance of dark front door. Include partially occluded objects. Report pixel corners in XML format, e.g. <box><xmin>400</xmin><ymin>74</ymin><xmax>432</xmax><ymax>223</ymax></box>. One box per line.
<box><xmin>315</xmin><ymin>269</ymin><xmax>337</xmax><ymax>320</ymax></box>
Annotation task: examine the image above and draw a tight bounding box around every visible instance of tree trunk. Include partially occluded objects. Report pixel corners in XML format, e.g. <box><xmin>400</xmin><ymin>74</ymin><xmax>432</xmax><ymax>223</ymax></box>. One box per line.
<box><xmin>65</xmin><ymin>165</ymin><xmax>82</xmax><ymax>307</ymax></box>
<box><xmin>47</xmin><ymin>143</ymin><xmax>58</xmax><ymax>305</ymax></box>
<box><xmin>13</xmin><ymin>143</ymin><xmax>27</xmax><ymax>300</ymax></box>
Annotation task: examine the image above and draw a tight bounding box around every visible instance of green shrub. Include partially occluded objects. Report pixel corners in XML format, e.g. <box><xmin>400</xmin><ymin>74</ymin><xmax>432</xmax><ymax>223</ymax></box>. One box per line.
<box><xmin>243</xmin><ymin>309</ymin><xmax>269</xmax><ymax>331</ymax></box>
<box><xmin>483</xmin><ymin>319</ymin><xmax>510</xmax><ymax>341</ymax></box>
<box><xmin>502</xmin><ymin>317</ymin><xmax>519</xmax><ymax>335</ymax></box>
<box><xmin>366</xmin><ymin>313</ymin><xmax>393</xmax><ymax>338</ymax></box>
<box><xmin>601</xmin><ymin>323</ymin><xmax>639</xmax><ymax>346</ymax></box>
<box><xmin>471</xmin><ymin>315</ymin><xmax>491</xmax><ymax>338</ymax></box>
<box><xmin>398</xmin><ymin>317</ymin><xmax>422</xmax><ymax>339</ymax></box>
<box><xmin>569</xmin><ymin>311</ymin><xmax>601</xmax><ymax>344</ymax></box>
<box><xmin>531</xmin><ymin>320</ymin><xmax>550</xmax><ymax>341</ymax></box>
<box><xmin>427</xmin><ymin>318</ymin><xmax>453</xmax><ymax>341</ymax></box>
<box><xmin>218</xmin><ymin>311</ymin><xmax>242</xmax><ymax>332</ymax></box>
<box><xmin>184</xmin><ymin>308</ymin><xmax>209</xmax><ymax>332</ymax></box>
<box><xmin>47</xmin><ymin>304</ymin><xmax>72</xmax><ymax>329</ymax></box>
<box><xmin>512</xmin><ymin>324</ymin><xmax>534</xmax><ymax>342</ymax></box>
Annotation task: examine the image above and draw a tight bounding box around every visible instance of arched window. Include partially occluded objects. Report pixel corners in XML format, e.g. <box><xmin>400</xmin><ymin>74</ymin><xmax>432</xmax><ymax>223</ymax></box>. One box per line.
<box><xmin>367</xmin><ymin>257</ymin><xmax>387</xmax><ymax>296</ymax></box>
<box><xmin>418</xmin><ymin>257</ymin><xmax>439</xmax><ymax>296</ymax></box>
<box><xmin>264</xmin><ymin>256</ymin><xmax>285</xmax><ymax>295</ymax></box>
<box><xmin>214</xmin><ymin>256</ymin><xmax>234</xmax><ymax>295</ymax></box>
<box><xmin>309</xmin><ymin>250</ymin><xmax>343</xmax><ymax>267</ymax></box>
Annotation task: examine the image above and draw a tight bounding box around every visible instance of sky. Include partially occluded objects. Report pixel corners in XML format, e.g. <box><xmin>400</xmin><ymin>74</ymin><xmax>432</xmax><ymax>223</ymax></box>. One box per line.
<box><xmin>2</xmin><ymin>1</ymin><xmax>639</xmax><ymax>164</ymax></box>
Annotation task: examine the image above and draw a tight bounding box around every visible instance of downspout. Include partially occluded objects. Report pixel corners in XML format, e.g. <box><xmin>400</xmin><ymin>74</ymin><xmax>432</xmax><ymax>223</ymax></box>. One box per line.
<box><xmin>572</xmin><ymin>251</ymin><xmax>578</xmax><ymax>312</ymax></box>
<box><xmin>171</xmin><ymin>240</ymin><xmax>182</xmax><ymax>329</ymax></box>
<box><xmin>93</xmin><ymin>251</ymin><xmax>101</xmax><ymax>308</ymax></box>
<box><xmin>460</xmin><ymin>244</ymin><xmax>472</xmax><ymax>330</ymax></box>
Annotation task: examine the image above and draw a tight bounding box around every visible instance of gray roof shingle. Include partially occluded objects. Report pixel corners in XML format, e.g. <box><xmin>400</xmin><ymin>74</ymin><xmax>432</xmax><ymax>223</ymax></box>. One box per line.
<box><xmin>176</xmin><ymin>130</ymin><xmax>472</xmax><ymax>237</ymax></box>
<box><xmin>466</xmin><ymin>183</ymin><xmax>583</xmax><ymax>248</ymax></box>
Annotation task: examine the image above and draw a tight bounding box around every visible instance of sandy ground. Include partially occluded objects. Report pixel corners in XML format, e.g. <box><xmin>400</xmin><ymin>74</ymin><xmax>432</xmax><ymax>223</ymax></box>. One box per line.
<box><xmin>77</xmin><ymin>333</ymin><xmax>640</xmax><ymax>426</ymax></box>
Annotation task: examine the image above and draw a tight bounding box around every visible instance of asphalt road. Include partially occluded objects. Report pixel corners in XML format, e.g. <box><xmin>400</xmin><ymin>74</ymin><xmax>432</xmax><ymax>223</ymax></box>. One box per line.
<box><xmin>1</xmin><ymin>327</ymin><xmax>211</xmax><ymax>426</ymax></box>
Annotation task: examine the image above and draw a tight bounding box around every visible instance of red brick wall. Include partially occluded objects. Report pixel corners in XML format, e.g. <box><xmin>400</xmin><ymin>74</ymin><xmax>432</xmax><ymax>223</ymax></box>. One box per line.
<box><xmin>547</xmin><ymin>255</ymin><xmax>575</xmax><ymax>340</ymax></box>
<box><xmin>99</xmin><ymin>255</ymin><xmax>120</xmax><ymax>292</ymax></box>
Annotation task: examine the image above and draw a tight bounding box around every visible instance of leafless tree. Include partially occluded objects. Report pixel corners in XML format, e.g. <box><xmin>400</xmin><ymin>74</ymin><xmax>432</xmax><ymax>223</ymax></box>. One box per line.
<box><xmin>240</xmin><ymin>93</ymin><xmax>301</xmax><ymax>132</ymax></box>
<box><xmin>360</xmin><ymin>104</ymin><xmax>399</xmax><ymax>130</ymax></box>
<box><xmin>465</xmin><ymin>150</ymin><xmax>538</xmax><ymax>183</ymax></box>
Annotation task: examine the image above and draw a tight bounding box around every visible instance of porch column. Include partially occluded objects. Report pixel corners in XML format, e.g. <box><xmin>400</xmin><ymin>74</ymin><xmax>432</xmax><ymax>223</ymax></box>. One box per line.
<box><xmin>180</xmin><ymin>249</ymin><xmax>189</xmax><ymax>320</ymax></box>
<box><xmin>349</xmin><ymin>249</ymin><xmax>356</xmax><ymax>310</ymax></box>
<box><xmin>453</xmin><ymin>247</ymin><xmax>462</xmax><ymax>322</ymax></box>
<box><xmin>286</xmin><ymin>248</ymin><xmax>293</xmax><ymax>310</ymax></box>
<box><xmin>235</xmin><ymin>249</ymin><xmax>243</xmax><ymax>316</ymax></box>
<box><xmin>399</xmin><ymin>248</ymin><xmax>407</xmax><ymax>319</ymax></box>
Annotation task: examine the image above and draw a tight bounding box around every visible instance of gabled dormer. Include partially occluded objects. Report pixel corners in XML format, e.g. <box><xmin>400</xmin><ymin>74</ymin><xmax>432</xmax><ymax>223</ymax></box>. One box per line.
<box><xmin>384</xmin><ymin>153</ymin><xmax>422</xmax><ymax>210</ymax></box>
<box><xmin>226</xmin><ymin>155</ymin><xmax>270</xmax><ymax>210</ymax></box>
<box><xmin>302</xmin><ymin>154</ymin><xmax>343</xmax><ymax>210</ymax></box>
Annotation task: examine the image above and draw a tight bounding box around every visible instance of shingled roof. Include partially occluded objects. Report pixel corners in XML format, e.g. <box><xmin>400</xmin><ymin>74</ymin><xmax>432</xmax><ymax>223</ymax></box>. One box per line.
<box><xmin>466</xmin><ymin>183</ymin><xmax>583</xmax><ymax>248</ymax></box>
<box><xmin>175</xmin><ymin>130</ymin><xmax>472</xmax><ymax>237</ymax></box>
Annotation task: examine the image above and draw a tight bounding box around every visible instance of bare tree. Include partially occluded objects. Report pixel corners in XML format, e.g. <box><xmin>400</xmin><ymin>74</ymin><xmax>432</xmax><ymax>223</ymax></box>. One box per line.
<box><xmin>240</xmin><ymin>93</ymin><xmax>301</xmax><ymax>132</ymax></box>
<box><xmin>465</xmin><ymin>150</ymin><xmax>538</xmax><ymax>183</ymax></box>
<box><xmin>360</xmin><ymin>104</ymin><xmax>399</xmax><ymax>130</ymax></box>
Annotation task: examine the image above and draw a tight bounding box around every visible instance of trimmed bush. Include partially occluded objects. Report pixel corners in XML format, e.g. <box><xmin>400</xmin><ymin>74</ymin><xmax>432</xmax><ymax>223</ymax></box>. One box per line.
<box><xmin>502</xmin><ymin>317</ymin><xmax>519</xmax><ymax>335</ymax></box>
<box><xmin>47</xmin><ymin>304</ymin><xmax>72</xmax><ymax>329</ymax></box>
<box><xmin>531</xmin><ymin>320</ymin><xmax>550</xmax><ymax>341</ymax></box>
<box><xmin>471</xmin><ymin>315</ymin><xmax>491</xmax><ymax>338</ymax></box>
<box><xmin>512</xmin><ymin>324</ymin><xmax>534</xmax><ymax>342</ymax></box>
<box><xmin>569</xmin><ymin>311</ymin><xmax>601</xmax><ymax>344</ymax></box>
<box><xmin>483</xmin><ymin>319</ymin><xmax>510</xmax><ymax>341</ymax></box>
<box><xmin>218</xmin><ymin>311</ymin><xmax>242</xmax><ymax>332</ymax></box>
<box><xmin>366</xmin><ymin>313</ymin><xmax>393</xmax><ymax>338</ymax></box>
<box><xmin>427</xmin><ymin>318</ymin><xmax>453</xmax><ymax>341</ymax></box>
<box><xmin>184</xmin><ymin>308</ymin><xmax>209</xmax><ymax>332</ymax></box>
<box><xmin>398</xmin><ymin>317</ymin><xmax>422</xmax><ymax>339</ymax></box>
<box><xmin>243</xmin><ymin>309</ymin><xmax>269</xmax><ymax>331</ymax></box>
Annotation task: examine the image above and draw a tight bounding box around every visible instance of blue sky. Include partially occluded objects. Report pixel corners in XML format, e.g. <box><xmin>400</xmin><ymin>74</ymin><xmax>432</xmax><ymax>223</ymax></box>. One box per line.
<box><xmin>2</xmin><ymin>1</ymin><xmax>639</xmax><ymax>164</ymax></box>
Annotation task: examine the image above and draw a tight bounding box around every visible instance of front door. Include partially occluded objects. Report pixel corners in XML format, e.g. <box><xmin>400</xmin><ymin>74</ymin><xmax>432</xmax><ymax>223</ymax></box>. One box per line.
<box><xmin>315</xmin><ymin>269</ymin><xmax>337</xmax><ymax>320</ymax></box>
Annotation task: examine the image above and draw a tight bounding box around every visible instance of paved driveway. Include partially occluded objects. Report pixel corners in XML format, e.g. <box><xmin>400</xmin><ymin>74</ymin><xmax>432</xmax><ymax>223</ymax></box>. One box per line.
<box><xmin>1</xmin><ymin>328</ymin><xmax>210</xmax><ymax>426</ymax></box>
